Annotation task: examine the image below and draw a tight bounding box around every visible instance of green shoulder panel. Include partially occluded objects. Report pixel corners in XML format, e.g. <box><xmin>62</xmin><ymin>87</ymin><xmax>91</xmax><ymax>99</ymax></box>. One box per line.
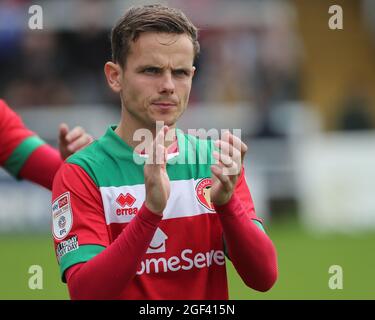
<box><xmin>4</xmin><ymin>135</ymin><xmax>45</xmax><ymax>178</ymax></box>
<box><xmin>67</xmin><ymin>126</ymin><xmax>216</xmax><ymax>187</ymax></box>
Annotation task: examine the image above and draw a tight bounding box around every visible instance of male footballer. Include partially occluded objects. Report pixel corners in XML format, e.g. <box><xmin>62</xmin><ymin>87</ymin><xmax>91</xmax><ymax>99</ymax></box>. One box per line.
<box><xmin>0</xmin><ymin>99</ymin><xmax>92</xmax><ymax>190</ymax></box>
<box><xmin>52</xmin><ymin>4</ymin><xmax>278</xmax><ymax>299</ymax></box>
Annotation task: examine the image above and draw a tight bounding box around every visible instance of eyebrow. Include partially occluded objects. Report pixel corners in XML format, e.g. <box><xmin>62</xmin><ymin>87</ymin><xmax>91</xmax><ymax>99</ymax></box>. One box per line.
<box><xmin>136</xmin><ymin>65</ymin><xmax>191</xmax><ymax>73</ymax></box>
<box><xmin>135</xmin><ymin>64</ymin><xmax>160</xmax><ymax>71</ymax></box>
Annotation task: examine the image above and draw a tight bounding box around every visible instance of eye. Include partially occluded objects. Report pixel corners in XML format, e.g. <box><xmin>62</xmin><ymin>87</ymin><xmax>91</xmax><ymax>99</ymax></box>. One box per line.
<box><xmin>142</xmin><ymin>67</ymin><xmax>161</xmax><ymax>75</ymax></box>
<box><xmin>173</xmin><ymin>69</ymin><xmax>189</xmax><ymax>77</ymax></box>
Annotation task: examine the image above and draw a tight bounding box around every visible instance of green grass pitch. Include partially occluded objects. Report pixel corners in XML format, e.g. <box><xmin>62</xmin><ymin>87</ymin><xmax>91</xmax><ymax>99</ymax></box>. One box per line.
<box><xmin>0</xmin><ymin>221</ymin><xmax>374</xmax><ymax>299</ymax></box>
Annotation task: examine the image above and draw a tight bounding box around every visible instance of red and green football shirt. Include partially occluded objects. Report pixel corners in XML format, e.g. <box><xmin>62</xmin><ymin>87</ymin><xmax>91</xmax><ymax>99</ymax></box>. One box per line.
<box><xmin>52</xmin><ymin>125</ymin><xmax>260</xmax><ymax>299</ymax></box>
<box><xmin>0</xmin><ymin>99</ymin><xmax>46</xmax><ymax>178</ymax></box>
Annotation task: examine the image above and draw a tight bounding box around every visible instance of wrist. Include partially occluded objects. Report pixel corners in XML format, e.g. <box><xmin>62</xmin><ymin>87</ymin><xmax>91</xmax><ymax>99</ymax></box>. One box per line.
<box><xmin>139</xmin><ymin>203</ymin><xmax>164</xmax><ymax>225</ymax></box>
<box><xmin>212</xmin><ymin>191</ymin><xmax>234</xmax><ymax>207</ymax></box>
<box><xmin>213</xmin><ymin>193</ymin><xmax>240</xmax><ymax>215</ymax></box>
<box><xmin>144</xmin><ymin>200</ymin><xmax>164</xmax><ymax>216</ymax></box>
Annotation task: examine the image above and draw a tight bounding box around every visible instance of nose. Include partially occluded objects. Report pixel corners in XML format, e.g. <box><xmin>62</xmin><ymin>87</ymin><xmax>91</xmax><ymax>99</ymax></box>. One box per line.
<box><xmin>159</xmin><ymin>71</ymin><xmax>175</xmax><ymax>95</ymax></box>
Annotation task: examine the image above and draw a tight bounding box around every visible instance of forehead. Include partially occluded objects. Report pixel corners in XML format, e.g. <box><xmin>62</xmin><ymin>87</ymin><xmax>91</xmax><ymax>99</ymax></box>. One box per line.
<box><xmin>127</xmin><ymin>32</ymin><xmax>194</xmax><ymax>67</ymax></box>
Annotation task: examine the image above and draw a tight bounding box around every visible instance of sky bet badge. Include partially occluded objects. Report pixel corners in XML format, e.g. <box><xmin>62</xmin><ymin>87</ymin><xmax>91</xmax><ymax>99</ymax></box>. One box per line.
<box><xmin>52</xmin><ymin>192</ymin><xmax>73</xmax><ymax>240</ymax></box>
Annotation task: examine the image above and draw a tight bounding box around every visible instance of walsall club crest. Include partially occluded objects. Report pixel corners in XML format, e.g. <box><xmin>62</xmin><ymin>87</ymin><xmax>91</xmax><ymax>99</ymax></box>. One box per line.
<box><xmin>195</xmin><ymin>178</ymin><xmax>215</xmax><ymax>211</ymax></box>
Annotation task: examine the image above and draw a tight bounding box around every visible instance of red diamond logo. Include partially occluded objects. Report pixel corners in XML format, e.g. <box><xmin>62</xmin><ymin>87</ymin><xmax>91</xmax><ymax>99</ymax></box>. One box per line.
<box><xmin>116</xmin><ymin>193</ymin><xmax>136</xmax><ymax>207</ymax></box>
<box><xmin>58</xmin><ymin>196</ymin><xmax>68</xmax><ymax>208</ymax></box>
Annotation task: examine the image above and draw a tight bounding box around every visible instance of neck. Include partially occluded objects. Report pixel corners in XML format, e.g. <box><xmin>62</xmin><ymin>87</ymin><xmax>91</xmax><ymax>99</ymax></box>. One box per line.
<box><xmin>115</xmin><ymin>115</ymin><xmax>177</xmax><ymax>150</ymax></box>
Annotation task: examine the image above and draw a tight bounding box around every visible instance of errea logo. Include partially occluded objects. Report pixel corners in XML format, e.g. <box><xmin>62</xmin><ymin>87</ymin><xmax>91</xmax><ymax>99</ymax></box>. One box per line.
<box><xmin>115</xmin><ymin>193</ymin><xmax>138</xmax><ymax>216</ymax></box>
<box><xmin>116</xmin><ymin>193</ymin><xmax>136</xmax><ymax>207</ymax></box>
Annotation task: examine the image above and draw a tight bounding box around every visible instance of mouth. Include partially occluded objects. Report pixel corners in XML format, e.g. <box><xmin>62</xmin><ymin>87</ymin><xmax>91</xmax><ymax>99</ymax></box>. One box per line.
<box><xmin>151</xmin><ymin>102</ymin><xmax>177</xmax><ymax>110</ymax></box>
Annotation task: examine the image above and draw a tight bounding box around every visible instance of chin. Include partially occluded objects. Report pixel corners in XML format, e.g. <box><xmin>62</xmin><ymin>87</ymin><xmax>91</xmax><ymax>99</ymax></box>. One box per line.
<box><xmin>156</xmin><ymin>119</ymin><xmax>176</xmax><ymax>127</ymax></box>
<box><xmin>151</xmin><ymin>114</ymin><xmax>179</xmax><ymax>127</ymax></box>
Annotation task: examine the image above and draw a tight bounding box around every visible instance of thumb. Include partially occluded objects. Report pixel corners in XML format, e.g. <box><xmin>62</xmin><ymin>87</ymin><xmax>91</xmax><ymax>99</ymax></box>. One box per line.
<box><xmin>59</xmin><ymin>123</ymin><xmax>69</xmax><ymax>142</ymax></box>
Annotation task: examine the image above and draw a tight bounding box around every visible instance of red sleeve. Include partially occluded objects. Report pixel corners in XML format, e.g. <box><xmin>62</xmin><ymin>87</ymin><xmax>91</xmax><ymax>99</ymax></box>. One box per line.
<box><xmin>52</xmin><ymin>163</ymin><xmax>110</xmax><ymax>254</ymax></box>
<box><xmin>66</xmin><ymin>204</ymin><xmax>162</xmax><ymax>300</ymax></box>
<box><xmin>234</xmin><ymin>166</ymin><xmax>262</xmax><ymax>222</ymax></box>
<box><xmin>52</xmin><ymin>163</ymin><xmax>162</xmax><ymax>299</ymax></box>
<box><xmin>214</xmin><ymin>168</ymin><xmax>278</xmax><ymax>292</ymax></box>
<box><xmin>19</xmin><ymin>144</ymin><xmax>62</xmax><ymax>190</ymax></box>
<box><xmin>0</xmin><ymin>99</ymin><xmax>62</xmax><ymax>188</ymax></box>
<box><xmin>0</xmin><ymin>99</ymin><xmax>35</xmax><ymax>165</ymax></box>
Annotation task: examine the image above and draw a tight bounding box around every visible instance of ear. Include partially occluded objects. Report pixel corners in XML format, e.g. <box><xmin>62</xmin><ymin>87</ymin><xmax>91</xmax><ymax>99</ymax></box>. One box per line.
<box><xmin>191</xmin><ymin>66</ymin><xmax>196</xmax><ymax>78</ymax></box>
<box><xmin>104</xmin><ymin>62</ymin><xmax>122</xmax><ymax>93</ymax></box>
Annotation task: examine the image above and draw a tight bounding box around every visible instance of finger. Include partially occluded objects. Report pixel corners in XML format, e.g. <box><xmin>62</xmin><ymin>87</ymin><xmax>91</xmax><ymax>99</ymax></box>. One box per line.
<box><xmin>221</xmin><ymin>130</ymin><xmax>231</xmax><ymax>143</ymax></box>
<box><xmin>155</xmin><ymin>126</ymin><xmax>168</xmax><ymax>165</ymax></box>
<box><xmin>59</xmin><ymin>123</ymin><xmax>69</xmax><ymax>142</ymax></box>
<box><xmin>211</xmin><ymin>165</ymin><xmax>232</xmax><ymax>192</ymax></box>
<box><xmin>155</xmin><ymin>125</ymin><xmax>168</xmax><ymax>146</ymax></box>
<box><xmin>216</xmin><ymin>131</ymin><xmax>233</xmax><ymax>157</ymax></box>
<box><xmin>65</xmin><ymin>126</ymin><xmax>84</xmax><ymax>143</ymax></box>
<box><xmin>228</xmin><ymin>132</ymin><xmax>248</xmax><ymax>163</ymax></box>
<box><xmin>219</xmin><ymin>131</ymin><xmax>247</xmax><ymax>157</ymax></box>
<box><xmin>228</xmin><ymin>132</ymin><xmax>247</xmax><ymax>152</ymax></box>
<box><xmin>159</xmin><ymin>144</ymin><xmax>169</xmax><ymax>167</ymax></box>
<box><xmin>213</xmin><ymin>151</ymin><xmax>234</xmax><ymax>167</ymax></box>
<box><xmin>66</xmin><ymin>134</ymin><xmax>92</xmax><ymax>153</ymax></box>
<box><xmin>147</xmin><ymin>145</ymin><xmax>167</xmax><ymax>167</ymax></box>
<box><xmin>217</xmin><ymin>132</ymin><xmax>247</xmax><ymax>154</ymax></box>
<box><xmin>214</xmin><ymin>141</ymin><xmax>241</xmax><ymax>165</ymax></box>
<box><xmin>213</xmin><ymin>152</ymin><xmax>240</xmax><ymax>177</ymax></box>
<box><xmin>148</xmin><ymin>126</ymin><xmax>168</xmax><ymax>165</ymax></box>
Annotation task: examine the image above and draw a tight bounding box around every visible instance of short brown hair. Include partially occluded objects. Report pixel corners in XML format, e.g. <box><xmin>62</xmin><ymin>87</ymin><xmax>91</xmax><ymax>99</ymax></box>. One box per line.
<box><xmin>111</xmin><ymin>4</ymin><xmax>200</xmax><ymax>67</ymax></box>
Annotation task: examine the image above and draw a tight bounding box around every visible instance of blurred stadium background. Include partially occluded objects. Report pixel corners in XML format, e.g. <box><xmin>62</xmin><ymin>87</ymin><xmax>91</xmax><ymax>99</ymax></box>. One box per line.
<box><xmin>1</xmin><ymin>0</ymin><xmax>375</xmax><ymax>299</ymax></box>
